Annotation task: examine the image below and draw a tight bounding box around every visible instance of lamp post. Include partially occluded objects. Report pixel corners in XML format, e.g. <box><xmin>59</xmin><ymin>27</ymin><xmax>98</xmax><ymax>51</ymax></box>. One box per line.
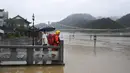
<box><xmin>32</xmin><ymin>14</ymin><xmax>35</xmax><ymax>45</ymax></box>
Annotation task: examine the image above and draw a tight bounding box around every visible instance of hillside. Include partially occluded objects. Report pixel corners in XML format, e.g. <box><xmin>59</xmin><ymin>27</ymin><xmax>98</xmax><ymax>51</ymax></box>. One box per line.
<box><xmin>58</xmin><ymin>13</ymin><xmax>96</xmax><ymax>28</ymax></box>
<box><xmin>117</xmin><ymin>14</ymin><xmax>130</xmax><ymax>27</ymax></box>
<box><xmin>87</xmin><ymin>18</ymin><xmax>124</xmax><ymax>29</ymax></box>
<box><xmin>50</xmin><ymin>13</ymin><xmax>130</xmax><ymax>29</ymax></box>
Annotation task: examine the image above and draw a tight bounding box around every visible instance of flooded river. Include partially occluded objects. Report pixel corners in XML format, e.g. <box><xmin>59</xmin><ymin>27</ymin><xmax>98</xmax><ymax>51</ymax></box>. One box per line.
<box><xmin>0</xmin><ymin>32</ymin><xmax>130</xmax><ymax>73</ymax></box>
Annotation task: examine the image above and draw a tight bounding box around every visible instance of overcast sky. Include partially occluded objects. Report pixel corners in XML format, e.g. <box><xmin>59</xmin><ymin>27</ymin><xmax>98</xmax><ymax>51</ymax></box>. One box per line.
<box><xmin>0</xmin><ymin>0</ymin><xmax>130</xmax><ymax>24</ymax></box>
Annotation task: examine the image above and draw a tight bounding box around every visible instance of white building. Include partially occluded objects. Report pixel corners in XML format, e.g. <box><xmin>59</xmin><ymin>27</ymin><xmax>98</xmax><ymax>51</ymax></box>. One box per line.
<box><xmin>0</xmin><ymin>29</ymin><xmax>4</xmax><ymax>40</ymax></box>
<box><xmin>0</xmin><ymin>9</ymin><xmax>8</xmax><ymax>26</ymax></box>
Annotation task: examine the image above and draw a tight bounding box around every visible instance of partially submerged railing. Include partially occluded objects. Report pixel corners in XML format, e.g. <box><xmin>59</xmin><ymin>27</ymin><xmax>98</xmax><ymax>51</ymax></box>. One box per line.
<box><xmin>0</xmin><ymin>40</ymin><xmax>64</xmax><ymax>66</ymax></box>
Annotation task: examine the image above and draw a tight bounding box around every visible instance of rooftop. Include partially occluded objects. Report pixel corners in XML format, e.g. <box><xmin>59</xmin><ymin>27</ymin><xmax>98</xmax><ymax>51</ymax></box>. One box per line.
<box><xmin>0</xmin><ymin>9</ymin><xmax>4</xmax><ymax>12</ymax></box>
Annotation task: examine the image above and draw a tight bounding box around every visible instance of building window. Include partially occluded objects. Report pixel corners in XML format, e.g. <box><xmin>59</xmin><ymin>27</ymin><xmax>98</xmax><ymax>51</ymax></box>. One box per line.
<box><xmin>17</xmin><ymin>24</ymin><xmax>20</xmax><ymax>27</ymax></box>
<box><xmin>24</xmin><ymin>24</ymin><xmax>27</xmax><ymax>27</ymax></box>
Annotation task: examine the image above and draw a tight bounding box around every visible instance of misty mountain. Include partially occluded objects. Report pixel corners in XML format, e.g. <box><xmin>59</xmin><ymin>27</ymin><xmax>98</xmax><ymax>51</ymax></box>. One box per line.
<box><xmin>97</xmin><ymin>16</ymin><xmax>120</xmax><ymax>21</ymax></box>
<box><xmin>34</xmin><ymin>23</ymin><xmax>48</xmax><ymax>29</ymax></box>
<box><xmin>109</xmin><ymin>16</ymin><xmax>120</xmax><ymax>21</ymax></box>
<box><xmin>58</xmin><ymin>13</ymin><xmax>96</xmax><ymax>28</ymax></box>
<box><xmin>87</xmin><ymin>18</ymin><xmax>124</xmax><ymax>29</ymax></box>
<box><xmin>51</xmin><ymin>22</ymin><xmax>74</xmax><ymax>29</ymax></box>
<box><xmin>96</xmin><ymin>16</ymin><xmax>104</xmax><ymax>19</ymax></box>
<box><xmin>50</xmin><ymin>13</ymin><xmax>130</xmax><ymax>29</ymax></box>
<box><xmin>117</xmin><ymin>14</ymin><xmax>130</xmax><ymax>27</ymax></box>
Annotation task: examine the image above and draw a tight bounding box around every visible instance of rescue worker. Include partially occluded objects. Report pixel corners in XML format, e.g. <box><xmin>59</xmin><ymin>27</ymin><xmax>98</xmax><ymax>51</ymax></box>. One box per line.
<box><xmin>52</xmin><ymin>30</ymin><xmax>60</xmax><ymax>51</ymax></box>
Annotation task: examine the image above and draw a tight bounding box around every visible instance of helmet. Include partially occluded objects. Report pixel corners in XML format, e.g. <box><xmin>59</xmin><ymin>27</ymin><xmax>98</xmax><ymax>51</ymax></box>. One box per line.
<box><xmin>55</xmin><ymin>30</ymin><xmax>60</xmax><ymax>34</ymax></box>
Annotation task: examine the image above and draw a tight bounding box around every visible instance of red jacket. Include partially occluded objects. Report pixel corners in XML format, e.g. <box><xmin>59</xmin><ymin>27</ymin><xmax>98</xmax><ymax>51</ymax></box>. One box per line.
<box><xmin>52</xmin><ymin>34</ymin><xmax>60</xmax><ymax>51</ymax></box>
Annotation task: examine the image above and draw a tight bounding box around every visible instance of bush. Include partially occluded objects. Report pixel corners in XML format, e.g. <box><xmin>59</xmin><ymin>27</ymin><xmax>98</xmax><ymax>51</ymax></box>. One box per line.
<box><xmin>7</xmin><ymin>33</ymin><xmax>22</xmax><ymax>38</ymax></box>
<box><xmin>7</xmin><ymin>33</ymin><xmax>15</xmax><ymax>38</ymax></box>
<box><xmin>15</xmin><ymin>33</ymin><xmax>21</xmax><ymax>37</ymax></box>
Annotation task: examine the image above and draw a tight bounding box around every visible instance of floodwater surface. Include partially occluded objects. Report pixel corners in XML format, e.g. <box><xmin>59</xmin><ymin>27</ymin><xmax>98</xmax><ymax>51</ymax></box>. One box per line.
<box><xmin>0</xmin><ymin>32</ymin><xmax>130</xmax><ymax>73</ymax></box>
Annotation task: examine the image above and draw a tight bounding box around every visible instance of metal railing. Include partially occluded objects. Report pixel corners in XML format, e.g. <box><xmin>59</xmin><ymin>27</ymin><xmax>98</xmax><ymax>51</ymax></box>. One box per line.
<box><xmin>0</xmin><ymin>40</ymin><xmax>64</xmax><ymax>66</ymax></box>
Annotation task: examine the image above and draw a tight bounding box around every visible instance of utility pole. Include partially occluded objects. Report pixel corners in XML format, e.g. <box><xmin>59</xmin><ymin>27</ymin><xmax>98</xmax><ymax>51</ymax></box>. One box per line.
<box><xmin>32</xmin><ymin>14</ymin><xmax>35</xmax><ymax>45</ymax></box>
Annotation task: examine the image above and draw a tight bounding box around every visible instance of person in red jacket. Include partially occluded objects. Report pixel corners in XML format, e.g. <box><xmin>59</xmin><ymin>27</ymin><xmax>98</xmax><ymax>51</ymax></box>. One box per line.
<box><xmin>52</xmin><ymin>30</ymin><xmax>60</xmax><ymax>51</ymax></box>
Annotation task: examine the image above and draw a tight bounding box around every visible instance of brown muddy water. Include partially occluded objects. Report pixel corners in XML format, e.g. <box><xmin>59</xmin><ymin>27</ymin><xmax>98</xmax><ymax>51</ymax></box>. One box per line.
<box><xmin>0</xmin><ymin>32</ymin><xmax>130</xmax><ymax>73</ymax></box>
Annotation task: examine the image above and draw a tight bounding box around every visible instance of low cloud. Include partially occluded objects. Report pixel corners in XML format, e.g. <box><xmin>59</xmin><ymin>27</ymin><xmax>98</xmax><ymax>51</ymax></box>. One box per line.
<box><xmin>0</xmin><ymin>0</ymin><xmax>130</xmax><ymax>24</ymax></box>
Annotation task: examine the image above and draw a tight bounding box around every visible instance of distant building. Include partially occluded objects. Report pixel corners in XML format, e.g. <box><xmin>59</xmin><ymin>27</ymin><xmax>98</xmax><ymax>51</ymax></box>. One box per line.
<box><xmin>2</xmin><ymin>15</ymin><xmax>31</xmax><ymax>36</ymax></box>
<box><xmin>9</xmin><ymin>15</ymin><xmax>31</xmax><ymax>36</ymax></box>
<box><xmin>0</xmin><ymin>28</ymin><xmax>4</xmax><ymax>40</ymax></box>
<box><xmin>0</xmin><ymin>9</ymin><xmax>31</xmax><ymax>37</ymax></box>
<box><xmin>0</xmin><ymin>9</ymin><xmax>8</xmax><ymax>26</ymax></box>
<box><xmin>8</xmin><ymin>15</ymin><xmax>31</xmax><ymax>28</ymax></box>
